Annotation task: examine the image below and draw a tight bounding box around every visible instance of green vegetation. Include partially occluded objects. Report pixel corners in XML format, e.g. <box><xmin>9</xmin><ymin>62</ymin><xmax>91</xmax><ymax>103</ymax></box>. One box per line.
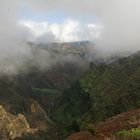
<box><xmin>51</xmin><ymin>52</ymin><xmax>140</xmax><ymax>138</ymax></box>
<box><xmin>51</xmin><ymin>82</ymin><xmax>91</xmax><ymax>137</ymax></box>
<box><xmin>85</xmin><ymin>124</ymin><xmax>96</xmax><ymax>134</ymax></box>
<box><xmin>32</xmin><ymin>87</ymin><xmax>62</xmax><ymax>97</ymax></box>
<box><xmin>117</xmin><ymin>128</ymin><xmax>140</xmax><ymax>139</ymax></box>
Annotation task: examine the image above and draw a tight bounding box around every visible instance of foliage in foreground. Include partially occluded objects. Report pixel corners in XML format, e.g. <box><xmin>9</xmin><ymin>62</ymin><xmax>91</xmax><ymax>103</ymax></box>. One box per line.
<box><xmin>117</xmin><ymin>128</ymin><xmax>140</xmax><ymax>139</ymax></box>
<box><xmin>52</xmin><ymin>52</ymin><xmax>140</xmax><ymax>138</ymax></box>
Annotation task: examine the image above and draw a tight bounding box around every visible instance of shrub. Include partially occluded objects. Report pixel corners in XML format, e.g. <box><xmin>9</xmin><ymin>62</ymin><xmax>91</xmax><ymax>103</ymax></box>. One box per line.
<box><xmin>86</xmin><ymin>124</ymin><xmax>96</xmax><ymax>135</ymax></box>
<box><xmin>117</xmin><ymin>128</ymin><xmax>140</xmax><ymax>139</ymax></box>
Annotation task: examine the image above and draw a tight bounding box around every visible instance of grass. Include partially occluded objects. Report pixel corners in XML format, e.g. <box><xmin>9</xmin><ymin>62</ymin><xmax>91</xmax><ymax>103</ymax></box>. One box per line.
<box><xmin>32</xmin><ymin>87</ymin><xmax>62</xmax><ymax>97</ymax></box>
<box><xmin>117</xmin><ymin>128</ymin><xmax>140</xmax><ymax>139</ymax></box>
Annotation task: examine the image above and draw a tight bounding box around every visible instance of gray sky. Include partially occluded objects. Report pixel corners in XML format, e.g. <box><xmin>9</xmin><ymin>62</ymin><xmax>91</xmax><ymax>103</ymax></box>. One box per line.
<box><xmin>0</xmin><ymin>0</ymin><xmax>140</xmax><ymax>73</ymax></box>
<box><xmin>1</xmin><ymin>0</ymin><xmax>140</xmax><ymax>50</ymax></box>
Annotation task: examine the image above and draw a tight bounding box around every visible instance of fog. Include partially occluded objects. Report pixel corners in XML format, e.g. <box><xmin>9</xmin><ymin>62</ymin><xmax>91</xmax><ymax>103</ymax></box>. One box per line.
<box><xmin>0</xmin><ymin>0</ymin><xmax>140</xmax><ymax>74</ymax></box>
<box><xmin>26</xmin><ymin>0</ymin><xmax>140</xmax><ymax>53</ymax></box>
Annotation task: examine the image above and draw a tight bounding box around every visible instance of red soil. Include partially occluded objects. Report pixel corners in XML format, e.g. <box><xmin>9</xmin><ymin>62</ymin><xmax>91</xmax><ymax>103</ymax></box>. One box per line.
<box><xmin>66</xmin><ymin>109</ymin><xmax>140</xmax><ymax>140</ymax></box>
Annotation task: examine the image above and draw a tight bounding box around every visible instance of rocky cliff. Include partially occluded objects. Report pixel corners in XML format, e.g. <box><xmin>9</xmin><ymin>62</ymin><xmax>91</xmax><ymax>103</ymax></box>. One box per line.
<box><xmin>0</xmin><ymin>105</ymin><xmax>35</xmax><ymax>140</ymax></box>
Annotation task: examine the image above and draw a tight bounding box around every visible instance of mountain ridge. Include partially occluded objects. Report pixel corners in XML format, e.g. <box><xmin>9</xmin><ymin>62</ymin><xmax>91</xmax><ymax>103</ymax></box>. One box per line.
<box><xmin>51</xmin><ymin>50</ymin><xmax>140</xmax><ymax>138</ymax></box>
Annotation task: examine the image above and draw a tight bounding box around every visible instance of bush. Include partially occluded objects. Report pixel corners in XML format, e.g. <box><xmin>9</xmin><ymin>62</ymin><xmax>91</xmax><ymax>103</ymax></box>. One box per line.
<box><xmin>117</xmin><ymin>128</ymin><xmax>140</xmax><ymax>139</ymax></box>
<box><xmin>86</xmin><ymin>124</ymin><xmax>96</xmax><ymax>135</ymax></box>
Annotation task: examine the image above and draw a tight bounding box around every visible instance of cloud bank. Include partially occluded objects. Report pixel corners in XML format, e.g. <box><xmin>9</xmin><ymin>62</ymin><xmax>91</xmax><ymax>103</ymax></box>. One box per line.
<box><xmin>18</xmin><ymin>19</ymin><xmax>102</xmax><ymax>43</ymax></box>
<box><xmin>0</xmin><ymin>0</ymin><xmax>140</xmax><ymax>74</ymax></box>
<box><xmin>25</xmin><ymin>0</ymin><xmax>140</xmax><ymax>53</ymax></box>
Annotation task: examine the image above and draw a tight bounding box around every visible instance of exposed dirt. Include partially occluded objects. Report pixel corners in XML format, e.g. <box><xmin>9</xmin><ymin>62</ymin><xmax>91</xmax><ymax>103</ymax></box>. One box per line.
<box><xmin>66</xmin><ymin>109</ymin><xmax>140</xmax><ymax>140</ymax></box>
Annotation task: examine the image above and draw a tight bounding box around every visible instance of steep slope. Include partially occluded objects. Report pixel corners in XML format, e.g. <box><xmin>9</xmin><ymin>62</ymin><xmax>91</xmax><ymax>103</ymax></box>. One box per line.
<box><xmin>66</xmin><ymin>109</ymin><xmax>140</xmax><ymax>140</ymax></box>
<box><xmin>0</xmin><ymin>105</ymin><xmax>35</xmax><ymax>140</ymax></box>
<box><xmin>15</xmin><ymin>60</ymin><xmax>89</xmax><ymax>116</ymax></box>
<box><xmin>51</xmin><ymin>51</ymin><xmax>140</xmax><ymax>138</ymax></box>
<box><xmin>0</xmin><ymin>41</ymin><xmax>92</xmax><ymax>139</ymax></box>
<box><xmin>0</xmin><ymin>75</ymin><xmax>59</xmax><ymax>139</ymax></box>
<box><xmin>14</xmin><ymin>41</ymin><xmax>90</xmax><ymax>114</ymax></box>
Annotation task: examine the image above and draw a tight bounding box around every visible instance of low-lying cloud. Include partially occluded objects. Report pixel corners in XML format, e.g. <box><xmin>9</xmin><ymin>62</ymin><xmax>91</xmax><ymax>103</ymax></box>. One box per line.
<box><xmin>18</xmin><ymin>19</ymin><xmax>103</xmax><ymax>43</ymax></box>
<box><xmin>0</xmin><ymin>0</ymin><xmax>140</xmax><ymax>74</ymax></box>
<box><xmin>25</xmin><ymin>0</ymin><xmax>140</xmax><ymax>53</ymax></box>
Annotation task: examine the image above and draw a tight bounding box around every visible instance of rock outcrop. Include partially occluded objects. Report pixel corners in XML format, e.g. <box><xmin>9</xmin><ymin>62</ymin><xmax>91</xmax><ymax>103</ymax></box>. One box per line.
<box><xmin>0</xmin><ymin>105</ymin><xmax>35</xmax><ymax>140</ymax></box>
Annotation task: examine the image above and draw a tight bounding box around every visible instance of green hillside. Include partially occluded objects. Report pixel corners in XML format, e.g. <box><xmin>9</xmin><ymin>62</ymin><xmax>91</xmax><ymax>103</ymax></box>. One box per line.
<box><xmin>51</xmin><ymin>51</ymin><xmax>140</xmax><ymax>137</ymax></box>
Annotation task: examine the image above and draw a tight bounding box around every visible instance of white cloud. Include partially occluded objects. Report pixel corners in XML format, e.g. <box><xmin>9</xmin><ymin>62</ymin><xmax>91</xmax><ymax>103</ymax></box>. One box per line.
<box><xmin>59</xmin><ymin>19</ymin><xmax>80</xmax><ymax>42</ymax></box>
<box><xmin>0</xmin><ymin>0</ymin><xmax>140</xmax><ymax>74</ymax></box>
<box><xmin>24</xmin><ymin>0</ymin><xmax>140</xmax><ymax>53</ymax></box>
<box><xmin>18</xmin><ymin>19</ymin><xmax>102</xmax><ymax>43</ymax></box>
<box><xmin>18</xmin><ymin>20</ymin><xmax>49</xmax><ymax>37</ymax></box>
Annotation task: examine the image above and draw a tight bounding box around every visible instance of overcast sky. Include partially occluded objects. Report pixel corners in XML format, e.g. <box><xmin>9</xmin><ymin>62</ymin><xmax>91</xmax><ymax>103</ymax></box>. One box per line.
<box><xmin>1</xmin><ymin>0</ymin><xmax>140</xmax><ymax>49</ymax></box>
<box><xmin>0</xmin><ymin>0</ymin><xmax>140</xmax><ymax>73</ymax></box>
